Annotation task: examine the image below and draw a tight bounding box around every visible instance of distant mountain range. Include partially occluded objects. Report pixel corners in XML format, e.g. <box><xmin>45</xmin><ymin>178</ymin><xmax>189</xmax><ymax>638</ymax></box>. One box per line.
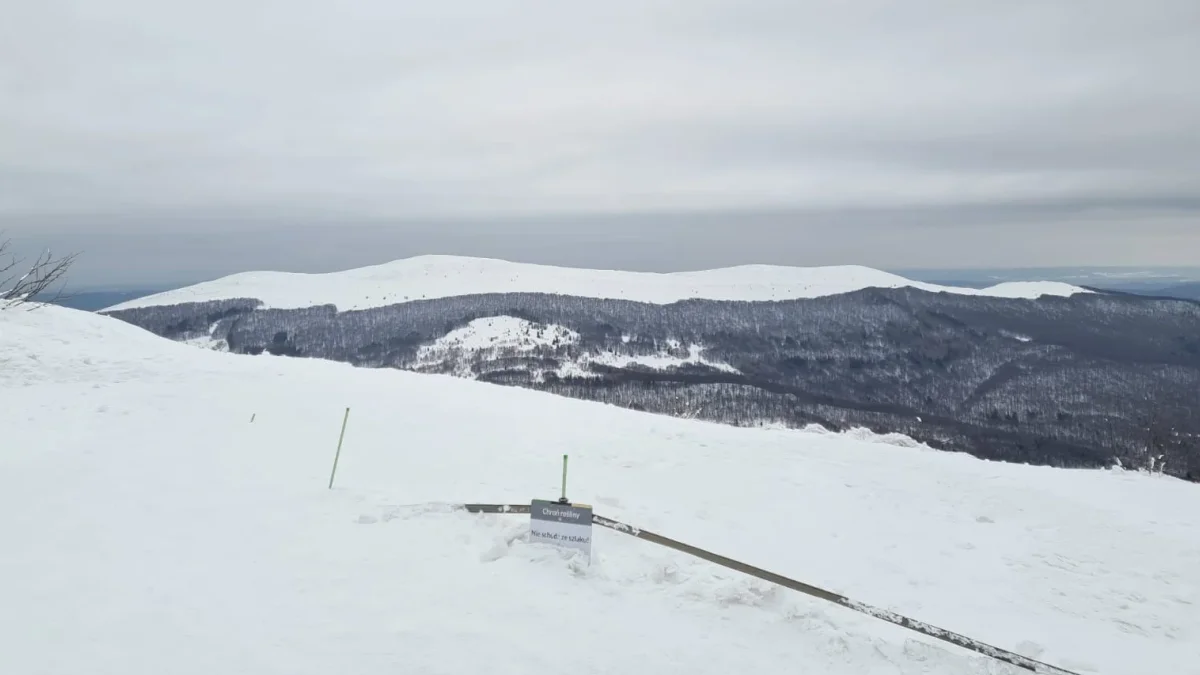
<box><xmin>1106</xmin><ymin>281</ymin><xmax>1200</xmax><ymax>301</ymax></box>
<box><xmin>917</xmin><ymin>279</ymin><xmax>1200</xmax><ymax>301</ymax></box>
<box><xmin>50</xmin><ymin>289</ymin><xmax>171</xmax><ymax>312</ymax></box>
<box><xmin>100</xmin><ymin>256</ymin><xmax>1200</xmax><ymax>481</ymax></box>
<box><xmin>104</xmin><ymin>255</ymin><xmax>1089</xmax><ymax>312</ymax></box>
<box><xmin>1155</xmin><ymin>282</ymin><xmax>1200</xmax><ymax>301</ymax></box>
<box><xmin>52</xmin><ymin>264</ymin><xmax>1200</xmax><ymax>310</ymax></box>
<box><xmin>897</xmin><ymin>266</ymin><xmax>1200</xmax><ymax>301</ymax></box>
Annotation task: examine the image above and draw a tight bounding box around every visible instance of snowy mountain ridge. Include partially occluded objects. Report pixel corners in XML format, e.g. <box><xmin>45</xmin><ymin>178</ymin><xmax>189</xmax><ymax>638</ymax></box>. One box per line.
<box><xmin>106</xmin><ymin>254</ymin><xmax>1090</xmax><ymax>312</ymax></box>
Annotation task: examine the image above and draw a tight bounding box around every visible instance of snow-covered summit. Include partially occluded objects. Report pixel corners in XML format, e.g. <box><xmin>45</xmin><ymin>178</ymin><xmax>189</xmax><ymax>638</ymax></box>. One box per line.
<box><xmin>2</xmin><ymin>303</ymin><xmax>1197</xmax><ymax>675</ymax></box>
<box><xmin>106</xmin><ymin>255</ymin><xmax>1090</xmax><ymax>312</ymax></box>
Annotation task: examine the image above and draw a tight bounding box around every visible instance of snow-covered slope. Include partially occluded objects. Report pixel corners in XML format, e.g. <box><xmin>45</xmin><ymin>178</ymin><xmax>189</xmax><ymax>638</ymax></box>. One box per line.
<box><xmin>418</xmin><ymin>315</ymin><xmax>580</xmax><ymax>356</ymax></box>
<box><xmin>410</xmin><ymin>316</ymin><xmax>738</xmax><ymax>380</ymax></box>
<box><xmin>3</xmin><ymin>305</ymin><xmax>1196</xmax><ymax>675</ymax></box>
<box><xmin>106</xmin><ymin>255</ymin><xmax>1090</xmax><ymax>312</ymax></box>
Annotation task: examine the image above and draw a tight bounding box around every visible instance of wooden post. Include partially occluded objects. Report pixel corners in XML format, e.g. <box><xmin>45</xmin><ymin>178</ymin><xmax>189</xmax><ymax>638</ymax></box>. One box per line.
<box><xmin>328</xmin><ymin>407</ymin><xmax>351</xmax><ymax>489</ymax></box>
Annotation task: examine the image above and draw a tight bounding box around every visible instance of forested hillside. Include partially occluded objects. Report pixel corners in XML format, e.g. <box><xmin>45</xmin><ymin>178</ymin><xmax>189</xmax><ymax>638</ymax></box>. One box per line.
<box><xmin>105</xmin><ymin>288</ymin><xmax>1200</xmax><ymax>479</ymax></box>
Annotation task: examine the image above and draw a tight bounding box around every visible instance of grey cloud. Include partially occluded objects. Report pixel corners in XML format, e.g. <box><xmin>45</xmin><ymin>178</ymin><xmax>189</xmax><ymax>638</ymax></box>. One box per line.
<box><xmin>2</xmin><ymin>0</ymin><xmax>1198</xmax><ymax>281</ymax></box>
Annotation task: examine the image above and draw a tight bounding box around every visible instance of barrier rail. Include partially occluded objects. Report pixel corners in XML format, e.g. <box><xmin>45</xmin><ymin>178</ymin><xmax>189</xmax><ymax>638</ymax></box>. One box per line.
<box><xmin>460</xmin><ymin>503</ymin><xmax>1080</xmax><ymax>675</ymax></box>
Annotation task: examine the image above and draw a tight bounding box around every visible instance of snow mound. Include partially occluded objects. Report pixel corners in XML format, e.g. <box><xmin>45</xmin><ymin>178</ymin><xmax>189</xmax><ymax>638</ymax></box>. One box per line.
<box><xmin>2</xmin><ymin>304</ymin><xmax>1196</xmax><ymax>675</ymax></box>
<box><xmin>106</xmin><ymin>255</ymin><xmax>1090</xmax><ymax>312</ymax></box>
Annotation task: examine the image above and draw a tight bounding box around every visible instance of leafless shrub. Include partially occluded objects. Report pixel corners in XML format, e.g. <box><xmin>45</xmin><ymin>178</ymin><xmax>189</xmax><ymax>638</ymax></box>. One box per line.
<box><xmin>0</xmin><ymin>235</ymin><xmax>79</xmax><ymax>310</ymax></box>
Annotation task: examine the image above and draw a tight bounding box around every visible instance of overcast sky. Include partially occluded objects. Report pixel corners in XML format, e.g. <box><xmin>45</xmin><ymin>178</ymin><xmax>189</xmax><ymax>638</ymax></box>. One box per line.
<box><xmin>3</xmin><ymin>0</ymin><xmax>1199</xmax><ymax>288</ymax></box>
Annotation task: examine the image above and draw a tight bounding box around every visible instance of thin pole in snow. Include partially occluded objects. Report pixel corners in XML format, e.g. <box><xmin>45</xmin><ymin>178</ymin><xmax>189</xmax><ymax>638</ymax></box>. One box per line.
<box><xmin>558</xmin><ymin>454</ymin><xmax>569</xmax><ymax>503</ymax></box>
<box><xmin>328</xmin><ymin>407</ymin><xmax>351</xmax><ymax>489</ymax></box>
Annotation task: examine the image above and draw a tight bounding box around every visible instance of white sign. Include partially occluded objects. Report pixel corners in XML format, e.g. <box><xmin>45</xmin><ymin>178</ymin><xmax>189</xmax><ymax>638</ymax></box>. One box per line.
<box><xmin>530</xmin><ymin>499</ymin><xmax>593</xmax><ymax>558</ymax></box>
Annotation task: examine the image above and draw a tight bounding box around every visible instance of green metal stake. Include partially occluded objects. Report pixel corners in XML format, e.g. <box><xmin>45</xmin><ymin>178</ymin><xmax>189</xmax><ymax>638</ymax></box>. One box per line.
<box><xmin>558</xmin><ymin>454</ymin><xmax>569</xmax><ymax>503</ymax></box>
<box><xmin>328</xmin><ymin>407</ymin><xmax>351</xmax><ymax>489</ymax></box>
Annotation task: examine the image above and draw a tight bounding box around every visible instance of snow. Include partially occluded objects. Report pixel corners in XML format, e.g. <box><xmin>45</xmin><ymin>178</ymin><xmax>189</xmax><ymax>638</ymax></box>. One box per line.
<box><xmin>1000</xmin><ymin>329</ymin><xmax>1034</xmax><ymax>343</ymax></box>
<box><xmin>3</xmin><ymin>305</ymin><xmax>1198</xmax><ymax>675</ymax></box>
<box><xmin>418</xmin><ymin>316</ymin><xmax>579</xmax><ymax>356</ymax></box>
<box><xmin>587</xmin><ymin>343</ymin><xmax>739</xmax><ymax>373</ymax></box>
<box><xmin>413</xmin><ymin>316</ymin><xmax>580</xmax><ymax>377</ymax></box>
<box><xmin>106</xmin><ymin>255</ymin><xmax>1091</xmax><ymax>312</ymax></box>
<box><xmin>180</xmin><ymin>319</ymin><xmax>230</xmax><ymax>351</ymax></box>
<box><xmin>412</xmin><ymin>316</ymin><xmax>737</xmax><ymax>379</ymax></box>
<box><xmin>981</xmin><ymin>281</ymin><xmax>1091</xmax><ymax>299</ymax></box>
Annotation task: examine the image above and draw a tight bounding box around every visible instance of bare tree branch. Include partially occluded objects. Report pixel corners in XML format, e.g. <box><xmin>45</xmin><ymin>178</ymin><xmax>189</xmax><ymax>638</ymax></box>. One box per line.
<box><xmin>0</xmin><ymin>237</ymin><xmax>17</xmax><ymax>279</ymax></box>
<box><xmin>0</xmin><ymin>235</ymin><xmax>80</xmax><ymax>311</ymax></box>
